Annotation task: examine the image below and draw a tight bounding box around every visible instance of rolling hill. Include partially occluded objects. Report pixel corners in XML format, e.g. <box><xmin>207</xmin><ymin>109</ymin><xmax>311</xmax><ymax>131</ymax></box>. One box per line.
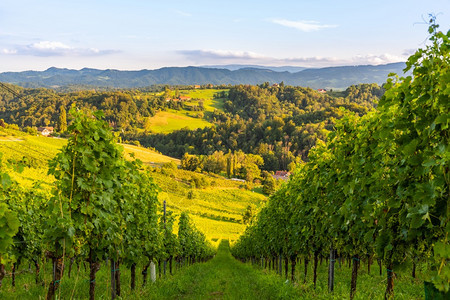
<box><xmin>0</xmin><ymin>127</ymin><xmax>266</xmax><ymax>241</ymax></box>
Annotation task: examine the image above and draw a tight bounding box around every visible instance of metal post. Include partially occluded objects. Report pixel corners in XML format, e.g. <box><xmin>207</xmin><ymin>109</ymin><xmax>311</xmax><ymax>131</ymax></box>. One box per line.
<box><xmin>111</xmin><ymin>260</ymin><xmax>116</xmax><ymax>300</ymax></box>
<box><xmin>328</xmin><ymin>247</ymin><xmax>335</xmax><ymax>292</ymax></box>
<box><xmin>163</xmin><ymin>200</ymin><xmax>167</xmax><ymax>275</ymax></box>
<box><xmin>150</xmin><ymin>261</ymin><xmax>156</xmax><ymax>282</ymax></box>
<box><xmin>163</xmin><ymin>200</ymin><xmax>166</xmax><ymax>224</ymax></box>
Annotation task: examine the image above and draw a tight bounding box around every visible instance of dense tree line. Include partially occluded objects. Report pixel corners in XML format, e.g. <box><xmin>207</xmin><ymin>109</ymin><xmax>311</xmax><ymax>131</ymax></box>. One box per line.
<box><xmin>181</xmin><ymin>151</ymin><xmax>263</xmax><ymax>180</ymax></box>
<box><xmin>0</xmin><ymin>89</ymin><xmax>173</xmax><ymax>131</ymax></box>
<box><xmin>136</xmin><ymin>83</ymin><xmax>381</xmax><ymax>171</ymax></box>
<box><xmin>180</xmin><ymin>151</ymin><xmax>282</xmax><ymax>194</ymax></box>
<box><xmin>1</xmin><ymin>76</ymin><xmax>383</xmax><ymax>172</ymax></box>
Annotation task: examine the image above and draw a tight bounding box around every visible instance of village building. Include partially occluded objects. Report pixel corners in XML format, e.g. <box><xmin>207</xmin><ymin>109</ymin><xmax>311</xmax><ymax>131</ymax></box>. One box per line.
<box><xmin>37</xmin><ymin>126</ymin><xmax>54</xmax><ymax>136</ymax></box>
<box><xmin>166</xmin><ymin>96</ymin><xmax>191</xmax><ymax>102</ymax></box>
<box><xmin>272</xmin><ymin>171</ymin><xmax>291</xmax><ymax>181</ymax></box>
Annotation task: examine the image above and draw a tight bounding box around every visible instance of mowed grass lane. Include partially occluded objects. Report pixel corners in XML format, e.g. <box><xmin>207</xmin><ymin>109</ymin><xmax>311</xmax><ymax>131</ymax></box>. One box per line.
<box><xmin>143</xmin><ymin>240</ymin><xmax>299</xmax><ymax>299</ymax></box>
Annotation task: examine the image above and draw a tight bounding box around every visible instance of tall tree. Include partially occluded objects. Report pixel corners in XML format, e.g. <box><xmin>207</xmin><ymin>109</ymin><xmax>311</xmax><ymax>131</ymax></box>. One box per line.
<box><xmin>58</xmin><ymin>106</ymin><xmax>67</xmax><ymax>132</ymax></box>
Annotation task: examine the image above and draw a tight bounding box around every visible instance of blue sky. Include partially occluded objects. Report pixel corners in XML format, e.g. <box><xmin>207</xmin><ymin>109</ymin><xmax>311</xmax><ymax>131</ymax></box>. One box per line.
<box><xmin>0</xmin><ymin>0</ymin><xmax>449</xmax><ymax>71</ymax></box>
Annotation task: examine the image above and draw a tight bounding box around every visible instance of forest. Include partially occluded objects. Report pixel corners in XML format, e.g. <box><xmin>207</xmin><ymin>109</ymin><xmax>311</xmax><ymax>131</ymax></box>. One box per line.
<box><xmin>0</xmin><ymin>81</ymin><xmax>383</xmax><ymax>172</ymax></box>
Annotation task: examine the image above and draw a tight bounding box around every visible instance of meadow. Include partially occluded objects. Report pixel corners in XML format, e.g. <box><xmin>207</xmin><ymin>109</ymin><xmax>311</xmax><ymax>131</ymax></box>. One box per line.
<box><xmin>143</xmin><ymin>110</ymin><xmax>212</xmax><ymax>133</ymax></box>
<box><xmin>144</xmin><ymin>88</ymin><xmax>227</xmax><ymax>133</ymax></box>
<box><xmin>181</xmin><ymin>88</ymin><xmax>227</xmax><ymax>112</ymax></box>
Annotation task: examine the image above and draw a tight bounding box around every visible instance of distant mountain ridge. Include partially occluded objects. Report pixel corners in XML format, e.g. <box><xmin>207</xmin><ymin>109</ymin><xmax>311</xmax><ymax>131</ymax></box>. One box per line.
<box><xmin>200</xmin><ymin>64</ymin><xmax>308</xmax><ymax>73</ymax></box>
<box><xmin>0</xmin><ymin>63</ymin><xmax>407</xmax><ymax>89</ymax></box>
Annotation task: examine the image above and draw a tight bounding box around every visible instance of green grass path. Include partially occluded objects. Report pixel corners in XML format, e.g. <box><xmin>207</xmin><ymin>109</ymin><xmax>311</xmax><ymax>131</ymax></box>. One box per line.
<box><xmin>0</xmin><ymin>239</ymin><xmax>423</xmax><ymax>299</ymax></box>
<box><xmin>144</xmin><ymin>240</ymin><xmax>298</xmax><ymax>299</ymax></box>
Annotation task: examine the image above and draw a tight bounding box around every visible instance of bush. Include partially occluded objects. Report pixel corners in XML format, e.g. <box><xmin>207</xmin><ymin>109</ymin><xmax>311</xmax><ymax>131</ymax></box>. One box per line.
<box><xmin>162</xmin><ymin>161</ymin><xmax>178</xmax><ymax>169</ymax></box>
<box><xmin>24</xmin><ymin>126</ymin><xmax>38</xmax><ymax>135</ymax></box>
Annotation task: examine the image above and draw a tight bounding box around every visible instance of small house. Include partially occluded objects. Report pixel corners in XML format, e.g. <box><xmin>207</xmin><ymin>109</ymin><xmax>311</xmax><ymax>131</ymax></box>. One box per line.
<box><xmin>272</xmin><ymin>171</ymin><xmax>291</xmax><ymax>181</ymax></box>
<box><xmin>37</xmin><ymin>126</ymin><xmax>54</xmax><ymax>136</ymax></box>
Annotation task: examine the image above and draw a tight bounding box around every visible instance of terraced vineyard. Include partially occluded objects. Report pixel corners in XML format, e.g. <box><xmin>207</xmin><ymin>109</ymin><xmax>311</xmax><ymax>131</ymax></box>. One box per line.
<box><xmin>0</xmin><ymin>127</ymin><xmax>265</xmax><ymax>241</ymax></box>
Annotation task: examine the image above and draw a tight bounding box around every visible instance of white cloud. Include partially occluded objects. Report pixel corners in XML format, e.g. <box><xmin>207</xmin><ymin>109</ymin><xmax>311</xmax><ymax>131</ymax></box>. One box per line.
<box><xmin>2</xmin><ymin>41</ymin><xmax>119</xmax><ymax>57</ymax></box>
<box><xmin>179</xmin><ymin>49</ymin><xmax>341</xmax><ymax>67</ymax></box>
<box><xmin>352</xmin><ymin>53</ymin><xmax>407</xmax><ymax>65</ymax></box>
<box><xmin>271</xmin><ymin>19</ymin><xmax>338</xmax><ymax>32</ymax></box>
<box><xmin>179</xmin><ymin>49</ymin><xmax>266</xmax><ymax>60</ymax></box>
<box><xmin>402</xmin><ymin>49</ymin><xmax>417</xmax><ymax>56</ymax></box>
<box><xmin>178</xmin><ymin>49</ymin><xmax>407</xmax><ymax>68</ymax></box>
<box><xmin>2</xmin><ymin>48</ymin><xmax>17</xmax><ymax>54</ymax></box>
<box><xmin>32</xmin><ymin>41</ymin><xmax>71</xmax><ymax>51</ymax></box>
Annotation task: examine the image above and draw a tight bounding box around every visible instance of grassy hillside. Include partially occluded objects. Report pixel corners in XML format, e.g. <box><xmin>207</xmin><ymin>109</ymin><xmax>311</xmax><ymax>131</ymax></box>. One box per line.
<box><xmin>145</xmin><ymin>110</ymin><xmax>212</xmax><ymax>133</ymax></box>
<box><xmin>151</xmin><ymin>167</ymin><xmax>265</xmax><ymax>241</ymax></box>
<box><xmin>0</xmin><ymin>127</ymin><xmax>265</xmax><ymax>240</ymax></box>
<box><xmin>144</xmin><ymin>88</ymin><xmax>227</xmax><ymax>133</ymax></box>
<box><xmin>0</xmin><ymin>133</ymin><xmax>66</xmax><ymax>190</ymax></box>
<box><xmin>121</xmin><ymin>143</ymin><xmax>180</xmax><ymax>167</ymax></box>
<box><xmin>181</xmin><ymin>88</ymin><xmax>227</xmax><ymax>111</ymax></box>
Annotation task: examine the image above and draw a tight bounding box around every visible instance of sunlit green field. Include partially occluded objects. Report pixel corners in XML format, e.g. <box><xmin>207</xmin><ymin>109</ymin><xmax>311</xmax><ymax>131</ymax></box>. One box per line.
<box><xmin>145</xmin><ymin>110</ymin><xmax>212</xmax><ymax>133</ymax></box>
<box><xmin>0</xmin><ymin>135</ymin><xmax>66</xmax><ymax>189</ymax></box>
<box><xmin>181</xmin><ymin>88</ymin><xmax>227</xmax><ymax>111</ymax></box>
<box><xmin>121</xmin><ymin>143</ymin><xmax>180</xmax><ymax>166</ymax></box>
<box><xmin>143</xmin><ymin>89</ymin><xmax>227</xmax><ymax>133</ymax></box>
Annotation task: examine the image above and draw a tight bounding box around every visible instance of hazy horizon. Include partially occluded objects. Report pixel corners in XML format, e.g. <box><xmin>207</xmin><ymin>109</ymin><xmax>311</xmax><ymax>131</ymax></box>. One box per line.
<box><xmin>0</xmin><ymin>61</ymin><xmax>408</xmax><ymax>74</ymax></box>
<box><xmin>1</xmin><ymin>0</ymin><xmax>449</xmax><ymax>72</ymax></box>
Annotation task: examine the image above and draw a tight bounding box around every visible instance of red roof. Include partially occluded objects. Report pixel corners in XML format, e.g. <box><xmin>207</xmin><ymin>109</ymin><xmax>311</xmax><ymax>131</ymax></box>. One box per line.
<box><xmin>38</xmin><ymin>126</ymin><xmax>54</xmax><ymax>131</ymax></box>
<box><xmin>275</xmin><ymin>171</ymin><xmax>290</xmax><ymax>176</ymax></box>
